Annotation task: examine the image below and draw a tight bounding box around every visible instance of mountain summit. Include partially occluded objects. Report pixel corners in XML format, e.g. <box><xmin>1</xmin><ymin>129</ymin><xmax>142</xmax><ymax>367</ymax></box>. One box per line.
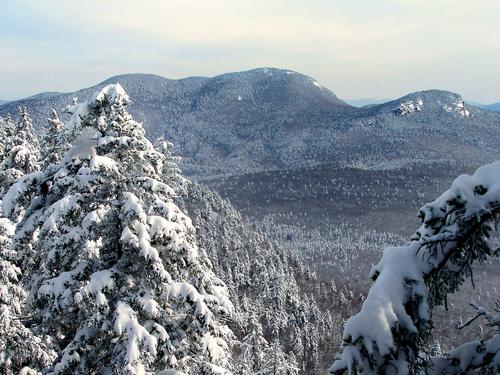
<box><xmin>371</xmin><ymin>90</ymin><xmax>471</xmax><ymax>117</ymax></box>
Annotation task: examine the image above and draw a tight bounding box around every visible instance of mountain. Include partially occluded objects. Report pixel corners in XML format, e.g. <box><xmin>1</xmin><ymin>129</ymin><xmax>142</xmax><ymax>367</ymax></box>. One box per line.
<box><xmin>468</xmin><ymin>101</ymin><xmax>500</xmax><ymax>112</ymax></box>
<box><xmin>0</xmin><ymin>100</ymin><xmax>9</xmax><ymax>106</ymax></box>
<box><xmin>483</xmin><ymin>102</ymin><xmax>500</xmax><ymax>111</ymax></box>
<box><xmin>344</xmin><ymin>97</ymin><xmax>390</xmax><ymax>107</ymax></box>
<box><xmin>1</xmin><ymin>69</ymin><xmax>499</xmax><ymax>180</ymax></box>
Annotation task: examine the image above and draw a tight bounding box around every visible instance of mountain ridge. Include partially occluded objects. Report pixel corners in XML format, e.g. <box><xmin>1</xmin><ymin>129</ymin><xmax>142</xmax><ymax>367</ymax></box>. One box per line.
<box><xmin>1</xmin><ymin>68</ymin><xmax>499</xmax><ymax>178</ymax></box>
<box><xmin>467</xmin><ymin>101</ymin><xmax>500</xmax><ymax>112</ymax></box>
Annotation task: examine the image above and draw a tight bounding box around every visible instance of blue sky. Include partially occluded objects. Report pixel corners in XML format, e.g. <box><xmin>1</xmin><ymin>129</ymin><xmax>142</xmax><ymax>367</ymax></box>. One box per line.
<box><xmin>1</xmin><ymin>0</ymin><xmax>499</xmax><ymax>102</ymax></box>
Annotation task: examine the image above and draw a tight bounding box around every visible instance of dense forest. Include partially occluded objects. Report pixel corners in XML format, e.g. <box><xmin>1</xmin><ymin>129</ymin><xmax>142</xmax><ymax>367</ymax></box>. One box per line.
<box><xmin>0</xmin><ymin>84</ymin><xmax>498</xmax><ymax>374</ymax></box>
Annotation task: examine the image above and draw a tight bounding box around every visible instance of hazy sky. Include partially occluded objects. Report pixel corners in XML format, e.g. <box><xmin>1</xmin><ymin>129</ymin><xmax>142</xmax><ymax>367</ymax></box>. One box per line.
<box><xmin>1</xmin><ymin>0</ymin><xmax>499</xmax><ymax>102</ymax></box>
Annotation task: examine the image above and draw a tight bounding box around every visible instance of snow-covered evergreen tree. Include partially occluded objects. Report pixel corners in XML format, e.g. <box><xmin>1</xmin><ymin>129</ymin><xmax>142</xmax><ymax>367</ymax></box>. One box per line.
<box><xmin>237</xmin><ymin>316</ymin><xmax>269</xmax><ymax>374</ymax></box>
<box><xmin>0</xmin><ymin>115</ymin><xmax>15</xmax><ymax>163</ymax></box>
<box><xmin>40</xmin><ymin>109</ymin><xmax>67</xmax><ymax>168</ymax></box>
<box><xmin>2</xmin><ymin>107</ymin><xmax>40</xmax><ymax>174</ymax></box>
<box><xmin>4</xmin><ymin>84</ymin><xmax>233</xmax><ymax>374</ymax></box>
<box><xmin>0</xmin><ymin>217</ymin><xmax>56</xmax><ymax>373</ymax></box>
<box><xmin>262</xmin><ymin>340</ymin><xmax>299</xmax><ymax>375</ymax></box>
<box><xmin>154</xmin><ymin>136</ymin><xmax>185</xmax><ymax>194</ymax></box>
<box><xmin>330</xmin><ymin>161</ymin><xmax>500</xmax><ymax>374</ymax></box>
<box><xmin>0</xmin><ymin>108</ymin><xmax>40</xmax><ymax>198</ymax></box>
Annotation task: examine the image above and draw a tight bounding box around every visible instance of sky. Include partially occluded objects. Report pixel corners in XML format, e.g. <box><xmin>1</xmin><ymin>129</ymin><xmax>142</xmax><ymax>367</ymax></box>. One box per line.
<box><xmin>1</xmin><ymin>0</ymin><xmax>499</xmax><ymax>103</ymax></box>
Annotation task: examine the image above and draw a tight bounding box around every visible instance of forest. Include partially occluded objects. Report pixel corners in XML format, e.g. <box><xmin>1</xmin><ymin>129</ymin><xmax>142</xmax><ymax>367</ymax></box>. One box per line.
<box><xmin>0</xmin><ymin>84</ymin><xmax>498</xmax><ymax>375</ymax></box>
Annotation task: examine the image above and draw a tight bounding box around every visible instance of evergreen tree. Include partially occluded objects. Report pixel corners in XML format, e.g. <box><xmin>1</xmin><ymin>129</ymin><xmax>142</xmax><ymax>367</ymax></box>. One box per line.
<box><xmin>5</xmin><ymin>84</ymin><xmax>233</xmax><ymax>374</ymax></box>
<box><xmin>0</xmin><ymin>115</ymin><xmax>15</xmax><ymax>163</ymax></box>
<box><xmin>0</xmin><ymin>217</ymin><xmax>56</xmax><ymax>373</ymax></box>
<box><xmin>237</xmin><ymin>316</ymin><xmax>269</xmax><ymax>374</ymax></box>
<box><xmin>40</xmin><ymin>109</ymin><xmax>67</xmax><ymax>168</ymax></box>
<box><xmin>154</xmin><ymin>137</ymin><xmax>185</xmax><ymax>194</ymax></box>
<box><xmin>2</xmin><ymin>107</ymin><xmax>40</xmax><ymax>174</ymax></box>
<box><xmin>262</xmin><ymin>340</ymin><xmax>299</xmax><ymax>375</ymax></box>
<box><xmin>0</xmin><ymin>107</ymin><xmax>40</xmax><ymax>198</ymax></box>
<box><xmin>331</xmin><ymin>161</ymin><xmax>500</xmax><ymax>374</ymax></box>
<box><xmin>181</xmin><ymin>181</ymin><xmax>335</xmax><ymax>373</ymax></box>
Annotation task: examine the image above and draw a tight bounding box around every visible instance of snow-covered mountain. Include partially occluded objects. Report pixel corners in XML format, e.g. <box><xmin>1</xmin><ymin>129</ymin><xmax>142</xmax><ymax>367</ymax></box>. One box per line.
<box><xmin>3</xmin><ymin>68</ymin><xmax>499</xmax><ymax>179</ymax></box>
<box><xmin>366</xmin><ymin>90</ymin><xmax>470</xmax><ymax>117</ymax></box>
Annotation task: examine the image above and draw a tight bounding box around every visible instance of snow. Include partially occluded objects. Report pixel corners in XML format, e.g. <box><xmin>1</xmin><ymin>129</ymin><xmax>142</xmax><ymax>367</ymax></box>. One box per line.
<box><xmin>2</xmin><ymin>171</ymin><xmax>43</xmax><ymax>219</ymax></box>
<box><xmin>312</xmin><ymin>81</ymin><xmax>322</xmax><ymax>88</ymax></box>
<box><xmin>120</xmin><ymin>223</ymin><xmax>160</xmax><ymax>263</ymax></box>
<box><xmin>114</xmin><ymin>301</ymin><xmax>158</xmax><ymax>375</ymax></box>
<box><xmin>84</xmin><ymin>269</ymin><xmax>115</xmax><ymax>294</ymax></box>
<box><xmin>65</xmin><ymin>100</ymin><xmax>90</xmax><ymax>133</ymax></box>
<box><xmin>0</xmin><ymin>218</ymin><xmax>15</xmax><ymax>237</ymax></box>
<box><xmin>41</xmin><ymin>195</ymin><xmax>81</xmax><ymax>233</ymax></box>
<box><xmin>167</xmin><ymin>282</ymin><xmax>210</xmax><ymax>316</ymax></box>
<box><xmin>486</xmin><ymin>335</ymin><xmax>500</xmax><ymax>359</ymax></box>
<box><xmin>89</xmin><ymin>155</ymin><xmax>119</xmax><ymax>173</ymax></box>
<box><xmin>429</xmin><ymin>335</ymin><xmax>500</xmax><ymax>374</ymax></box>
<box><xmin>1</xmin><ymin>83</ymin><xmax>235</xmax><ymax>374</ymax></box>
<box><xmin>332</xmin><ymin>159</ymin><xmax>500</xmax><ymax>373</ymax></box>
<box><xmin>203</xmin><ymin>360</ymin><xmax>231</xmax><ymax>374</ymax></box>
<box><xmin>454</xmin><ymin>100</ymin><xmax>470</xmax><ymax>117</ymax></box>
<box><xmin>336</xmin><ymin>242</ymin><xmax>425</xmax><ymax>365</ymax></box>
<box><xmin>140</xmin><ymin>177</ymin><xmax>175</xmax><ymax>197</ymax></box>
<box><xmin>89</xmin><ymin>83</ymin><xmax>130</xmax><ymax>109</ymax></box>
<box><xmin>38</xmin><ymin>270</ymin><xmax>76</xmax><ymax>308</ymax></box>
<box><xmin>98</xmin><ymin>135</ymin><xmax>133</xmax><ymax>148</ymax></box>
<box><xmin>394</xmin><ymin>100</ymin><xmax>423</xmax><ymax>116</ymax></box>
<box><xmin>147</xmin><ymin>215</ymin><xmax>182</xmax><ymax>242</ymax></box>
<box><xmin>62</xmin><ymin>127</ymin><xmax>98</xmax><ymax>162</ymax></box>
<box><xmin>237</xmin><ymin>96</ymin><xmax>242</xmax><ymax>101</ymax></box>
<box><xmin>137</xmin><ymin>295</ymin><xmax>159</xmax><ymax>318</ymax></box>
<box><xmin>443</xmin><ymin>99</ymin><xmax>470</xmax><ymax>117</ymax></box>
<box><xmin>121</xmin><ymin>192</ymin><xmax>147</xmax><ymax>223</ymax></box>
<box><xmin>158</xmin><ymin>370</ymin><xmax>186</xmax><ymax>375</ymax></box>
<box><xmin>65</xmin><ymin>84</ymin><xmax>129</xmax><ymax>132</ymax></box>
<box><xmin>82</xmin><ymin>209</ymin><xmax>105</xmax><ymax>230</ymax></box>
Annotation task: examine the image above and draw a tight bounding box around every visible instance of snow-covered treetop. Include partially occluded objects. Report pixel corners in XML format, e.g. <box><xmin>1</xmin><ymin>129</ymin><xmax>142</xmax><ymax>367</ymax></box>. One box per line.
<box><xmin>65</xmin><ymin>83</ymin><xmax>131</xmax><ymax>132</ymax></box>
<box><xmin>0</xmin><ymin>107</ymin><xmax>40</xmax><ymax>187</ymax></box>
<box><xmin>89</xmin><ymin>83</ymin><xmax>130</xmax><ymax>108</ymax></box>
<box><xmin>331</xmin><ymin>161</ymin><xmax>500</xmax><ymax>374</ymax></box>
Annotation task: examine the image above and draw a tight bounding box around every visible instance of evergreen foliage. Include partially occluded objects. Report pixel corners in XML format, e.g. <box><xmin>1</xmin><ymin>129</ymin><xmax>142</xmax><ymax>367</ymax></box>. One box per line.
<box><xmin>0</xmin><ymin>108</ymin><xmax>40</xmax><ymax>198</ymax></box>
<box><xmin>0</xmin><ymin>217</ymin><xmax>56</xmax><ymax>373</ymax></box>
<box><xmin>331</xmin><ymin>162</ymin><xmax>500</xmax><ymax>374</ymax></box>
<box><xmin>40</xmin><ymin>109</ymin><xmax>68</xmax><ymax>168</ymax></box>
<box><xmin>3</xmin><ymin>84</ymin><xmax>233</xmax><ymax>374</ymax></box>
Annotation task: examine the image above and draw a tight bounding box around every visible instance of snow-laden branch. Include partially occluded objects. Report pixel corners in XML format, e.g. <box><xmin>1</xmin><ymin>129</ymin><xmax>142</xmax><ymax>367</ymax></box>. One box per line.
<box><xmin>331</xmin><ymin>161</ymin><xmax>500</xmax><ymax>374</ymax></box>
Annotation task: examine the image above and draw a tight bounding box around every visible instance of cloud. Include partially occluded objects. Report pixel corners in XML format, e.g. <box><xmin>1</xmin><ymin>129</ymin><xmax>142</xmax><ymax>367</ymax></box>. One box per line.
<box><xmin>0</xmin><ymin>0</ymin><xmax>499</xmax><ymax>102</ymax></box>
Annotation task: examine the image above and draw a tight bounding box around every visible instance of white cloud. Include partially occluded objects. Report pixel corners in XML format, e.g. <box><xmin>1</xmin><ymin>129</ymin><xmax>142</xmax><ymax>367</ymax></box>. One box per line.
<box><xmin>1</xmin><ymin>0</ymin><xmax>499</xmax><ymax>101</ymax></box>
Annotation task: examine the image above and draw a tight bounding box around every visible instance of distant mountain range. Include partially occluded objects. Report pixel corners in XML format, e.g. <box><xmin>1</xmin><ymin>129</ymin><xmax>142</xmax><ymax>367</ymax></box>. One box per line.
<box><xmin>1</xmin><ymin>68</ymin><xmax>500</xmax><ymax>179</ymax></box>
<box><xmin>344</xmin><ymin>98</ymin><xmax>391</xmax><ymax>107</ymax></box>
<box><xmin>466</xmin><ymin>100</ymin><xmax>500</xmax><ymax>112</ymax></box>
<box><xmin>0</xmin><ymin>100</ymin><xmax>9</xmax><ymax>106</ymax></box>
<box><xmin>347</xmin><ymin>98</ymin><xmax>500</xmax><ymax>112</ymax></box>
